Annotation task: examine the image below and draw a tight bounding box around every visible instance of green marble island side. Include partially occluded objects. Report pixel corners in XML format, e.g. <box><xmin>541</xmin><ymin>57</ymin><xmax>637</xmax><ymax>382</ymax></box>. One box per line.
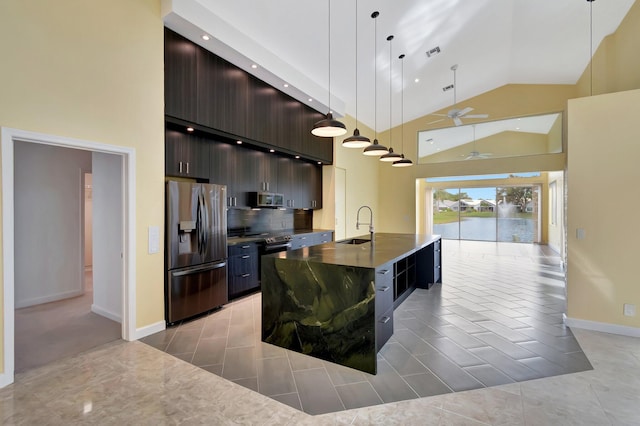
<box><xmin>261</xmin><ymin>233</ymin><xmax>442</xmax><ymax>374</ymax></box>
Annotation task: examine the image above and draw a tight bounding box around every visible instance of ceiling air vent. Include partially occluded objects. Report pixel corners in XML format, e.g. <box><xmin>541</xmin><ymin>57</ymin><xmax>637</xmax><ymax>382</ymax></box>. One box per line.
<box><xmin>442</xmin><ymin>84</ymin><xmax>454</xmax><ymax>92</ymax></box>
<box><xmin>426</xmin><ymin>46</ymin><xmax>441</xmax><ymax>57</ymax></box>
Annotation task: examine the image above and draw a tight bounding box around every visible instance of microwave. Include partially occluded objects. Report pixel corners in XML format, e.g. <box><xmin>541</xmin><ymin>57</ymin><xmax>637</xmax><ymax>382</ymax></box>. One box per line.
<box><xmin>249</xmin><ymin>191</ymin><xmax>284</xmax><ymax>208</ymax></box>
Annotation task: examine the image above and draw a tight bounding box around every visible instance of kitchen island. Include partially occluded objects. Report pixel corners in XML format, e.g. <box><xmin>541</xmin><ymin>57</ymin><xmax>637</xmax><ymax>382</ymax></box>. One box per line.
<box><xmin>261</xmin><ymin>233</ymin><xmax>441</xmax><ymax>374</ymax></box>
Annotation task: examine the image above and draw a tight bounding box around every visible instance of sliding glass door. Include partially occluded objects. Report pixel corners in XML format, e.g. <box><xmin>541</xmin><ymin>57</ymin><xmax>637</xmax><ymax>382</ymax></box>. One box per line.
<box><xmin>433</xmin><ymin>185</ymin><xmax>539</xmax><ymax>243</ymax></box>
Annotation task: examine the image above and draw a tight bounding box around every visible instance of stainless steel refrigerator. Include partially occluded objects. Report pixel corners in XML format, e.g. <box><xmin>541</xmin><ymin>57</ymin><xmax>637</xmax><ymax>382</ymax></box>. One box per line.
<box><xmin>166</xmin><ymin>180</ymin><xmax>228</xmax><ymax>324</ymax></box>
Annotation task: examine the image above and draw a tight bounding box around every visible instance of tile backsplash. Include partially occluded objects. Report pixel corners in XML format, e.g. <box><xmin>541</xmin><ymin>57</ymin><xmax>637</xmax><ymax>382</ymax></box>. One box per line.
<box><xmin>228</xmin><ymin>209</ymin><xmax>294</xmax><ymax>237</ymax></box>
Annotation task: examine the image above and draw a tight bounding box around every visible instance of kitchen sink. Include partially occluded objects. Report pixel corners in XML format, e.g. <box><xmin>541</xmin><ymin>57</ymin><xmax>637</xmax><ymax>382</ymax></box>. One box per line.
<box><xmin>337</xmin><ymin>238</ymin><xmax>371</xmax><ymax>245</ymax></box>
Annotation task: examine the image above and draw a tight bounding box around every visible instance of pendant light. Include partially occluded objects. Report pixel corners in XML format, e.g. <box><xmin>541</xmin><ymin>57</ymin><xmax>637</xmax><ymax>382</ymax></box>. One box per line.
<box><xmin>312</xmin><ymin>0</ymin><xmax>347</xmax><ymax>138</ymax></box>
<box><xmin>393</xmin><ymin>53</ymin><xmax>413</xmax><ymax>167</ymax></box>
<box><xmin>380</xmin><ymin>35</ymin><xmax>402</xmax><ymax>162</ymax></box>
<box><xmin>363</xmin><ymin>11</ymin><xmax>389</xmax><ymax>157</ymax></box>
<box><xmin>342</xmin><ymin>0</ymin><xmax>371</xmax><ymax>148</ymax></box>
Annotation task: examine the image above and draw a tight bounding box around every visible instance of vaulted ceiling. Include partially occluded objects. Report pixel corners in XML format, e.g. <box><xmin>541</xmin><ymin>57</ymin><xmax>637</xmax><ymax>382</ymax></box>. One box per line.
<box><xmin>163</xmin><ymin>0</ymin><xmax>635</xmax><ymax>132</ymax></box>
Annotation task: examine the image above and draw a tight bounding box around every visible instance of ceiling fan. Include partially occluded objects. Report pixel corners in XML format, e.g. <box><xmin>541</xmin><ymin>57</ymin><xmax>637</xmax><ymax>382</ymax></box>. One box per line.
<box><xmin>463</xmin><ymin>125</ymin><xmax>492</xmax><ymax>160</ymax></box>
<box><xmin>428</xmin><ymin>64</ymin><xmax>489</xmax><ymax>127</ymax></box>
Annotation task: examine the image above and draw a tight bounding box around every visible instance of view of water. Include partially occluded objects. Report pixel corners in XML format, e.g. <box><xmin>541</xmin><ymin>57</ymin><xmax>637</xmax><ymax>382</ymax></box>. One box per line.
<box><xmin>434</xmin><ymin>217</ymin><xmax>535</xmax><ymax>243</ymax></box>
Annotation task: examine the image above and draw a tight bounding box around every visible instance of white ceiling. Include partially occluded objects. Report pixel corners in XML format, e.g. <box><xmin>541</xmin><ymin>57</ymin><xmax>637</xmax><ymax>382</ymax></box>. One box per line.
<box><xmin>162</xmin><ymin>0</ymin><xmax>635</xmax><ymax>133</ymax></box>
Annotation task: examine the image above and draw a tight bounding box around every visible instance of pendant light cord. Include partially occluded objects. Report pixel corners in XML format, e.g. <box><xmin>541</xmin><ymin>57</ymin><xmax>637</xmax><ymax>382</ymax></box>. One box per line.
<box><xmin>328</xmin><ymin>0</ymin><xmax>332</xmax><ymax>111</ymax></box>
<box><xmin>354</xmin><ymin>0</ymin><xmax>359</xmax><ymax>126</ymax></box>
<box><xmin>589</xmin><ymin>0</ymin><xmax>594</xmax><ymax>96</ymax></box>
<box><xmin>400</xmin><ymin>54</ymin><xmax>404</xmax><ymax>154</ymax></box>
<box><xmin>373</xmin><ymin>12</ymin><xmax>378</xmax><ymax>140</ymax></box>
<box><xmin>388</xmin><ymin>35</ymin><xmax>393</xmax><ymax>145</ymax></box>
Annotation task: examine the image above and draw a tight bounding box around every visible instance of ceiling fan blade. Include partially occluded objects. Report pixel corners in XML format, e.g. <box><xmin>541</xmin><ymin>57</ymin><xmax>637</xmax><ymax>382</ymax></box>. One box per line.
<box><xmin>453</xmin><ymin>117</ymin><xmax>463</xmax><ymax>126</ymax></box>
<box><xmin>458</xmin><ymin>107</ymin><xmax>474</xmax><ymax>116</ymax></box>
<box><xmin>427</xmin><ymin>118</ymin><xmax>445</xmax><ymax>125</ymax></box>
<box><xmin>464</xmin><ymin>114</ymin><xmax>489</xmax><ymax>119</ymax></box>
<box><xmin>430</xmin><ymin>113</ymin><xmax>448</xmax><ymax>117</ymax></box>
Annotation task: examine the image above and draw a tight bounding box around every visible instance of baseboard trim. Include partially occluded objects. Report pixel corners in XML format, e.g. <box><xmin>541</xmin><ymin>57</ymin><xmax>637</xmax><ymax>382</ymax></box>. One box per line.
<box><xmin>134</xmin><ymin>320</ymin><xmax>165</xmax><ymax>340</ymax></box>
<box><xmin>0</xmin><ymin>371</ymin><xmax>13</xmax><ymax>388</ymax></box>
<box><xmin>91</xmin><ymin>304</ymin><xmax>121</xmax><ymax>323</ymax></box>
<box><xmin>16</xmin><ymin>289</ymin><xmax>83</xmax><ymax>309</ymax></box>
<box><xmin>563</xmin><ymin>314</ymin><xmax>640</xmax><ymax>338</ymax></box>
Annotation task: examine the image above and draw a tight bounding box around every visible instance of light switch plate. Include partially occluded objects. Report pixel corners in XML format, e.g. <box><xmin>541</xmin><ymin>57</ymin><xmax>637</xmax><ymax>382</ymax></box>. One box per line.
<box><xmin>623</xmin><ymin>303</ymin><xmax>636</xmax><ymax>316</ymax></box>
<box><xmin>576</xmin><ymin>228</ymin><xmax>586</xmax><ymax>240</ymax></box>
<box><xmin>148</xmin><ymin>226</ymin><xmax>160</xmax><ymax>254</ymax></box>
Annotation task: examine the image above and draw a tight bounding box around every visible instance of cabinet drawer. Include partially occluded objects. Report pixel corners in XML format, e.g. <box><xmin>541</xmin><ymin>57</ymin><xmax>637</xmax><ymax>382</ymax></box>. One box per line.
<box><xmin>228</xmin><ymin>273</ymin><xmax>259</xmax><ymax>298</ymax></box>
<box><xmin>229</xmin><ymin>253</ymin><xmax>257</xmax><ymax>276</ymax></box>
<box><xmin>375</xmin><ymin>279</ymin><xmax>394</xmax><ymax>315</ymax></box>
<box><xmin>228</xmin><ymin>243</ymin><xmax>258</xmax><ymax>257</ymax></box>
<box><xmin>375</xmin><ymin>307</ymin><xmax>394</xmax><ymax>351</ymax></box>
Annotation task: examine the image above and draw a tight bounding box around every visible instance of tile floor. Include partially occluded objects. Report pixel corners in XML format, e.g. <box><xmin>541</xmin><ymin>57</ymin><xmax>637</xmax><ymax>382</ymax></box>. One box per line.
<box><xmin>141</xmin><ymin>240</ymin><xmax>592</xmax><ymax>415</ymax></box>
<box><xmin>2</xmin><ymin>241</ymin><xmax>639</xmax><ymax>424</ymax></box>
<box><xmin>14</xmin><ymin>270</ymin><xmax>121</xmax><ymax>372</ymax></box>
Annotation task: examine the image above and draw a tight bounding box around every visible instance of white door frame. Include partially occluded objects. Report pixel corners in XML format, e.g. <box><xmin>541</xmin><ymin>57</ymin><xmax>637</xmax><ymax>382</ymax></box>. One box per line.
<box><xmin>1</xmin><ymin>127</ymin><xmax>136</xmax><ymax>387</ymax></box>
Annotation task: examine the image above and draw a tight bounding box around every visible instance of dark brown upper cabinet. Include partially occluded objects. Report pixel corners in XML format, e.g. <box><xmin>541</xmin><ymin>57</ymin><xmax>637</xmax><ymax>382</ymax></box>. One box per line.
<box><xmin>197</xmin><ymin>50</ymin><xmax>249</xmax><ymax>137</ymax></box>
<box><xmin>164</xmin><ymin>28</ymin><xmax>333</xmax><ymax>165</ymax></box>
<box><xmin>165</xmin><ymin>128</ymin><xmax>210</xmax><ymax>179</ymax></box>
<box><xmin>164</xmin><ymin>28</ymin><xmax>197</xmax><ymax>122</ymax></box>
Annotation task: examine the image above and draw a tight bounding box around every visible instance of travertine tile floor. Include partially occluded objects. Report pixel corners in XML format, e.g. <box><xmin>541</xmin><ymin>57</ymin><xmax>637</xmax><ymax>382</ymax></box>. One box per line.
<box><xmin>2</xmin><ymin>319</ymin><xmax>639</xmax><ymax>424</ymax></box>
<box><xmin>2</xmin><ymin>241</ymin><xmax>639</xmax><ymax>424</ymax></box>
<box><xmin>142</xmin><ymin>240</ymin><xmax>593</xmax><ymax>415</ymax></box>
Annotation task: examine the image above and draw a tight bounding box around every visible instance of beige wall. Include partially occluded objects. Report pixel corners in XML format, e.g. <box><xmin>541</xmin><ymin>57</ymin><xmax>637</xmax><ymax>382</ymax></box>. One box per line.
<box><xmin>567</xmin><ymin>89</ymin><xmax>640</xmax><ymax>328</ymax></box>
<box><xmin>547</xmin><ymin>171</ymin><xmax>565</xmax><ymax>256</ymax></box>
<box><xmin>0</xmin><ymin>0</ymin><xmax>165</xmax><ymax>373</ymax></box>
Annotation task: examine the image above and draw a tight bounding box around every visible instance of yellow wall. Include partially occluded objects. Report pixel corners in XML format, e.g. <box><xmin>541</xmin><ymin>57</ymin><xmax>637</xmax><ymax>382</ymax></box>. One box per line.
<box><xmin>315</xmin><ymin>115</ymin><xmax>380</xmax><ymax>239</ymax></box>
<box><xmin>376</xmin><ymin>0</ymin><xmax>640</xmax><ymax>330</ymax></box>
<box><xmin>576</xmin><ymin>0</ymin><xmax>640</xmax><ymax>97</ymax></box>
<box><xmin>0</xmin><ymin>0</ymin><xmax>165</xmax><ymax>372</ymax></box>
<box><xmin>567</xmin><ymin>89</ymin><xmax>640</xmax><ymax>328</ymax></box>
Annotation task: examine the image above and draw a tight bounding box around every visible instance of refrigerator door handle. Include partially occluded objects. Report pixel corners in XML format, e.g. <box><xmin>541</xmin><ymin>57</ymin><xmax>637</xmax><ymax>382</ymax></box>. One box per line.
<box><xmin>172</xmin><ymin>261</ymin><xmax>227</xmax><ymax>277</ymax></box>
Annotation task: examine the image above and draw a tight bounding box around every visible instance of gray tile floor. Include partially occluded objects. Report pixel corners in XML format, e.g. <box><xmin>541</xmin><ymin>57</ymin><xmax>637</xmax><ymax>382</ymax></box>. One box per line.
<box><xmin>142</xmin><ymin>240</ymin><xmax>592</xmax><ymax>415</ymax></box>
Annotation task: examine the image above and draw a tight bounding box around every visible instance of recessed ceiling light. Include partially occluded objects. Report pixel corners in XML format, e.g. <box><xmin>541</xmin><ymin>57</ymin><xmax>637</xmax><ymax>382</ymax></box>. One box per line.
<box><xmin>317</xmin><ymin>161</ymin><xmax>322</xmax><ymax>165</ymax></box>
<box><xmin>269</xmin><ymin>149</ymin><xmax>275</xmax><ymax>153</ymax></box>
<box><xmin>308</xmin><ymin>98</ymin><xmax>313</xmax><ymax>102</ymax></box>
<box><xmin>414</xmin><ymin>78</ymin><xmax>420</xmax><ymax>83</ymax></box>
<box><xmin>186</xmin><ymin>127</ymin><xmax>194</xmax><ymax>132</ymax></box>
<box><xmin>283</xmin><ymin>83</ymin><xmax>289</xmax><ymax>88</ymax></box>
<box><xmin>236</xmin><ymin>140</ymin><xmax>242</xmax><ymax>144</ymax></box>
<box><xmin>251</xmin><ymin>64</ymin><xmax>258</xmax><ymax>69</ymax></box>
<box><xmin>295</xmin><ymin>155</ymin><xmax>300</xmax><ymax>159</ymax></box>
<box><xmin>201</xmin><ymin>35</ymin><xmax>210</xmax><ymax>41</ymax></box>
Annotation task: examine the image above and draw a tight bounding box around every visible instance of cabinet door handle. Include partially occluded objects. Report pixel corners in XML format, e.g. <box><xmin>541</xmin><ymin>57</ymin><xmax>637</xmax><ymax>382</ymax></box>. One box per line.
<box><xmin>380</xmin><ymin>316</ymin><xmax>391</xmax><ymax>324</ymax></box>
<box><xmin>241</xmin><ymin>273</ymin><xmax>251</xmax><ymax>278</ymax></box>
<box><xmin>378</xmin><ymin>286</ymin><xmax>390</xmax><ymax>292</ymax></box>
<box><xmin>186</xmin><ymin>162</ymin><xmax>190</xmax><ymax>174</ymax></box>
<box><xmin>241</xmin><ymin>245</ymin><xmax>250</xmax><ymax>249</ymax></box>
<box><xmin>179</xmin><ymin>161</ymin><xmax>183</xmax><ymax>173</ymax></box>
<box><xmin>377</xmin><ymin>269</ymin><xmax>390</xmax><ymax>275</ymax></box>
<box><xmin>241</xmin><ymin>255</ymin><xmax>250</xmax><ymax>259</ymax></box>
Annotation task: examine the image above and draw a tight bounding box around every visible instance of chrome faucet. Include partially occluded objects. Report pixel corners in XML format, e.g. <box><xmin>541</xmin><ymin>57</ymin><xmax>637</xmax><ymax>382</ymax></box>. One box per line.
<box><xmin>356</xmin><ymin>205</ymin><xmax>374</xmax><ymax>244</ymax></box>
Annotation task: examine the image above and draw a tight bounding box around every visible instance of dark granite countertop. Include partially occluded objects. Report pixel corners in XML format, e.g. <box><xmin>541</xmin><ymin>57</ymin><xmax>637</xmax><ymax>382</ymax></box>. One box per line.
<box><xmin>266</xmin><ymin>233</ymin><xmax>440</xmax><ymax>269</ymax></box>
<box><xmin>227</xmin><ymin>229</ymin><xmax>335</xmax><ymax>246</ymax></box>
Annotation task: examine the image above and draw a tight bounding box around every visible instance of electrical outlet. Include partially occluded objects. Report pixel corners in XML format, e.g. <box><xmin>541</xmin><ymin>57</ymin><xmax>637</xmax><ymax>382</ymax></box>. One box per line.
<box><xmin>623</xmin><ymin>304</ymin><xmax>636</xmax><ymax>317</ymax></box>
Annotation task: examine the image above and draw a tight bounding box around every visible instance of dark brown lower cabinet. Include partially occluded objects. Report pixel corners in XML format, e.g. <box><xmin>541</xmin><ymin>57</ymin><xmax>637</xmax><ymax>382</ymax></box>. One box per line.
<box><xmin>228</xmin><ymin>243</ymin><xmax>260</xmax><ymax>299</ymax></box>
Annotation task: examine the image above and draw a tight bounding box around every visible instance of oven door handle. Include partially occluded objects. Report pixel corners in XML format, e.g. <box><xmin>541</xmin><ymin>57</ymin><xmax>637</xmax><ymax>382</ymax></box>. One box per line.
<box><xmin>263</xmin><ymin>242</ymin><xmax>292</xmax><ymax>251</ymax></box>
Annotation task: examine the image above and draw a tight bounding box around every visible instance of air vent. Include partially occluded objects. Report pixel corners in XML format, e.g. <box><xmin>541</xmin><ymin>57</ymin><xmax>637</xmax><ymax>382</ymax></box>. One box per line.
<box><xmin>442</xmin><ymin>84</ymin><xmax>454</xmax><ymax>92</ymax></box>
<box><xmin>426</xmin><ymin>46</ymin><xmax>441</xmax><ymax>57</ymax></box>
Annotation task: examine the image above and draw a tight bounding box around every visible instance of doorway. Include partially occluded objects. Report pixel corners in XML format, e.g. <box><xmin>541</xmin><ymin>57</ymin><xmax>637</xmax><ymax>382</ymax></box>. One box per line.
<box><xmin>1</xmin><ymin>127</ymin><xmax>137</xmax><ymax>387</ymax></box>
